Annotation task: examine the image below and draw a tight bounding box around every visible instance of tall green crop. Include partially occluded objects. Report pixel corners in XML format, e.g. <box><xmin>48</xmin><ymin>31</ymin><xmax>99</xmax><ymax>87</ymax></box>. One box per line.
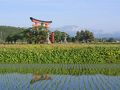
<box><xmin>0</xmin><ymin>44</ymin><xmax>120</xmax><ymax>64</ymax></box>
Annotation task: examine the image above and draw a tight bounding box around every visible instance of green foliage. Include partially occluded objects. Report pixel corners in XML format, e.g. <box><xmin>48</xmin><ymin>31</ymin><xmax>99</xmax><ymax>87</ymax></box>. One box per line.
<box><xmin>75</xmin><ymin>30</ymin><xmax>94</xmax><ymax>43</ymax></box>
<box><xmin>54</xmin><ymin>30</ymin><xmax>68</xmax><ymax>43</ymax></box>
<box><xmin>26</xmin><ymin>28</ymin><xmax>48</xmax><ymax>44</ymax></box>
<box><xmin>107</xmin><ymin>38</ymin><xmax>116</xmax><ymax>42</ymax></box>
<box><xmin>0</xmin><ymin>44</ymin><xmax>120</xmax><ymax>64</ymax></box>
<box><xmin>54</xmin><ymin>30</ymin><xmax>62</xmax><ymax>42</ymax></box>
<box><xmin>0</xmin><ymin>26</ymin><xmax>48</xmax><ymax>44</ymax></box>
<box><xmin>0</xmin><ymin>26</ymin><xmax>25</xmax><ymax>43</ymax></box>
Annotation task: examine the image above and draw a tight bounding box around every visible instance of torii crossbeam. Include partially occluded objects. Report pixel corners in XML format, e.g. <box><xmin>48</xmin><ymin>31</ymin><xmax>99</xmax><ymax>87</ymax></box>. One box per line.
<box><xmin>30</xmin><ymin>17</ymin><xmax>52</xmax><ymax>29</ymax></box>
<box><xmin>30</xmin><ymin>17</ymin><xmax>52</xmax><ymax>23</ymax></box>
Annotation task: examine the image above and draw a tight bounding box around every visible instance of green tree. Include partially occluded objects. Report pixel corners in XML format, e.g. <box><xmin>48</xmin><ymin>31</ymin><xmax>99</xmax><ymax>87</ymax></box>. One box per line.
<box><xmin>84</xmin><ymin>30</ymin><xmax>94</xmax><ymax>43</ymax></box>
<box><xmin>25</xmin><ymin>26</ymin><xmax>48</xmax><ymax>44</ymax></box>
<box><xmin>34</xmin><ymin>30</ymin><xmax>47</xmax><ymax>44</ymax></box>
<box><xmin>54</xmin><ymin>30</ymin><xmax>68</xmax><ymax>43</ymax></box>
<box><xmin>54</xmin><ymin>30</ymin><xmax>62</xmax><ymax>42</ymax></box>
<box><xmin>75</xmin><ymin>30</ymin><xmax>94</xmax><ymax>43</ymax></box>
<box><xmin>0</xmin><ymin>26</ymin><xmax>25</xmax><ymax>42</ymax></box>
<box><xmin>75</xmin><ymin>31</ymin><xmax>80</xmax><ymax>41</ymax></box>
<box><xmin>107</xmin><ymin>38</ymin><xmax>115</xmax><ymax>42</ymax></box>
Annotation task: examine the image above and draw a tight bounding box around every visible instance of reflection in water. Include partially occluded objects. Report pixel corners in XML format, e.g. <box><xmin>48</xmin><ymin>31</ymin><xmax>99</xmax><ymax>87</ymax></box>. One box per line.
<box><xmin>0</xmin><ymin>73</ymin><xmax>120</xmax><ymax>90</ymax></box>
<box><xmin>30</xmin><ymin>72</ymin><xmax>52</xmax><ymax>84</ymax></box>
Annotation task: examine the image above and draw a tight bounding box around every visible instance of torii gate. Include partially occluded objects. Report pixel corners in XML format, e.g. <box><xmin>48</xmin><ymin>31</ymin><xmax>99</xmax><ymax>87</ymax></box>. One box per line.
<box><xmin>30</xmin><ymin>17</ymin><xmax>54</xmax><ymax>44</ymax></box>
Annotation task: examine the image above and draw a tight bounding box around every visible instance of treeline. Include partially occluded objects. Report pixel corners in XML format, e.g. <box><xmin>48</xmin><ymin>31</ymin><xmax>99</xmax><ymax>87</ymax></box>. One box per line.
<box><xmin>0</xmin><ymin>26</ymin><xmax>25</xmax><ymax>43</ymax></box>
<box><xmin>0</xmin><ymin>26</ymin><xmax>70</xmax><ymax>44</ymax></box>
<box><xmin>0</xmin><ymin>26</ymin><xmax>119</xmax><ymax>44</ymax></box>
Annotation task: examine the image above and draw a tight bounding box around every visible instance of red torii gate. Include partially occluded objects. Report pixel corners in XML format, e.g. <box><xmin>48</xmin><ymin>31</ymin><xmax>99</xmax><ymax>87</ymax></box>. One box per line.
<box><xmin>30</xmin><ymin>17</ymin><xmax>52</xmax><ymax>30</ymax></box>
<box><xmin>30</xmin><ymin>17</ymin><xmax>54</xmax><ymax>43</ymax></box>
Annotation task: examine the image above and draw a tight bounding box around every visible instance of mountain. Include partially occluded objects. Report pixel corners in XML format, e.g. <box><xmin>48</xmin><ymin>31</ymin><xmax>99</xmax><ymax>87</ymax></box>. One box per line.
<box><xmin>52</xmin><ymin>25</ymin><xmax>120</xmax><ymax>39</ymax></box>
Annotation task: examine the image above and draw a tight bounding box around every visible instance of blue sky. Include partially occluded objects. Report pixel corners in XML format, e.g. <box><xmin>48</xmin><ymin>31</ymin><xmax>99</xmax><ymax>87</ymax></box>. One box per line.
<box><xmin>0</xmin><ymin>0</ymin><xmax>120</xmax><ymax>33</ymax></box>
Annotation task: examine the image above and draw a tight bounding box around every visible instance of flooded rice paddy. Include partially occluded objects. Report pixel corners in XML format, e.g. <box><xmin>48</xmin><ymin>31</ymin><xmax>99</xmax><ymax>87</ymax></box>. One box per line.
<box><xmin>0</xmin><ymin>64</ymin><xmax>120</xmax><ymax>90</ymax></box>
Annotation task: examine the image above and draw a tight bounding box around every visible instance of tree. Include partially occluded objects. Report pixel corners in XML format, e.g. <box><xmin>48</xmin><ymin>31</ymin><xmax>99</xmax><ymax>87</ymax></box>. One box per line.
<box><xmin>75</xmin><ymin>30</ymin><xmax>94</xmax><ymax>43</ymax></box>
<box><xmin>54</xmin><ymin>30</ymin><xmax>61</xmax><ymax>42</ymax></box>
<box><xmin>34</xmin><ymin>30</ymin><xmax>47</xmax><ymax>44</ymax></box>
<box><xmin>79</xmin><ymin>30</ymin><xmax>85</xmax><ymax>41</ymax></box>
<box><xmin>25</xmin><ymin>27</ymin><xmax>48</xmax><ymax>44</ymax></box>
<box><xmin>75</xmin><ymin>31</ymin><xmax>80</xmax><ymax>41</ymax></box>
<box><xmin>67</xmin><ymin>36</ymin><xmax>75</xmax><ymax>42</ymax></box>
<box><xmin>84</xmin><ymin>30</ymin><xmax>94</xmax><ymax>43</ymax></box>
<box><xmin>0</xmin><ymin>26</ymin><xmax>25</xmax><ymax>42</ymax></box>
<box><xmin>5</xmin><ymin>35</ymin><xmax>13</xmax><ymax>44</ymax></box>
<box><xmin>107</xmin><ymin>38</ymin><xmax>115</xmax><ymax>42</ymax></box>
<box><xmin>54</xmin><ymin>30</ymin><xmax>69</xmax><ymax>43</ymax></box>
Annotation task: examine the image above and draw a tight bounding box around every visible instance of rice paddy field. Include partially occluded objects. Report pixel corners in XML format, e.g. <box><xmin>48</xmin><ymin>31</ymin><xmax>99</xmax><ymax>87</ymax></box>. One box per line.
<box><xmin>0</xmin><ymin>74</ymin><xmax>120</xmax><ymax>90</ymax></box>
<box><xmin>0</xmin><ymin>44</ymin><xmax>120</xmax><ymax>90</ymax></box>
<box><xmin>0</xmin><ymin>64</ymin><xmax>120</xmax><ymax>90</ymax></box>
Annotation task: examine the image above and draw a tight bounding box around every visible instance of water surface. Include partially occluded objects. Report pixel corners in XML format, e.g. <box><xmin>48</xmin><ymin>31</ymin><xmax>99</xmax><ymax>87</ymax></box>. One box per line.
<box><xmin>0</xmin><ymin>73</ymin><xmax>120</xmax><ymax>90</ymax></box>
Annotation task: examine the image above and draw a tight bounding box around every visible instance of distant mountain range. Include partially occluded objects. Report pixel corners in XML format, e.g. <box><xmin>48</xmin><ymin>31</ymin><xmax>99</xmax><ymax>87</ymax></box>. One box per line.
<box><xmin>52</xmin><ymin>25</ymin><xmax>120</xmax><ymax>39</ymax></box>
